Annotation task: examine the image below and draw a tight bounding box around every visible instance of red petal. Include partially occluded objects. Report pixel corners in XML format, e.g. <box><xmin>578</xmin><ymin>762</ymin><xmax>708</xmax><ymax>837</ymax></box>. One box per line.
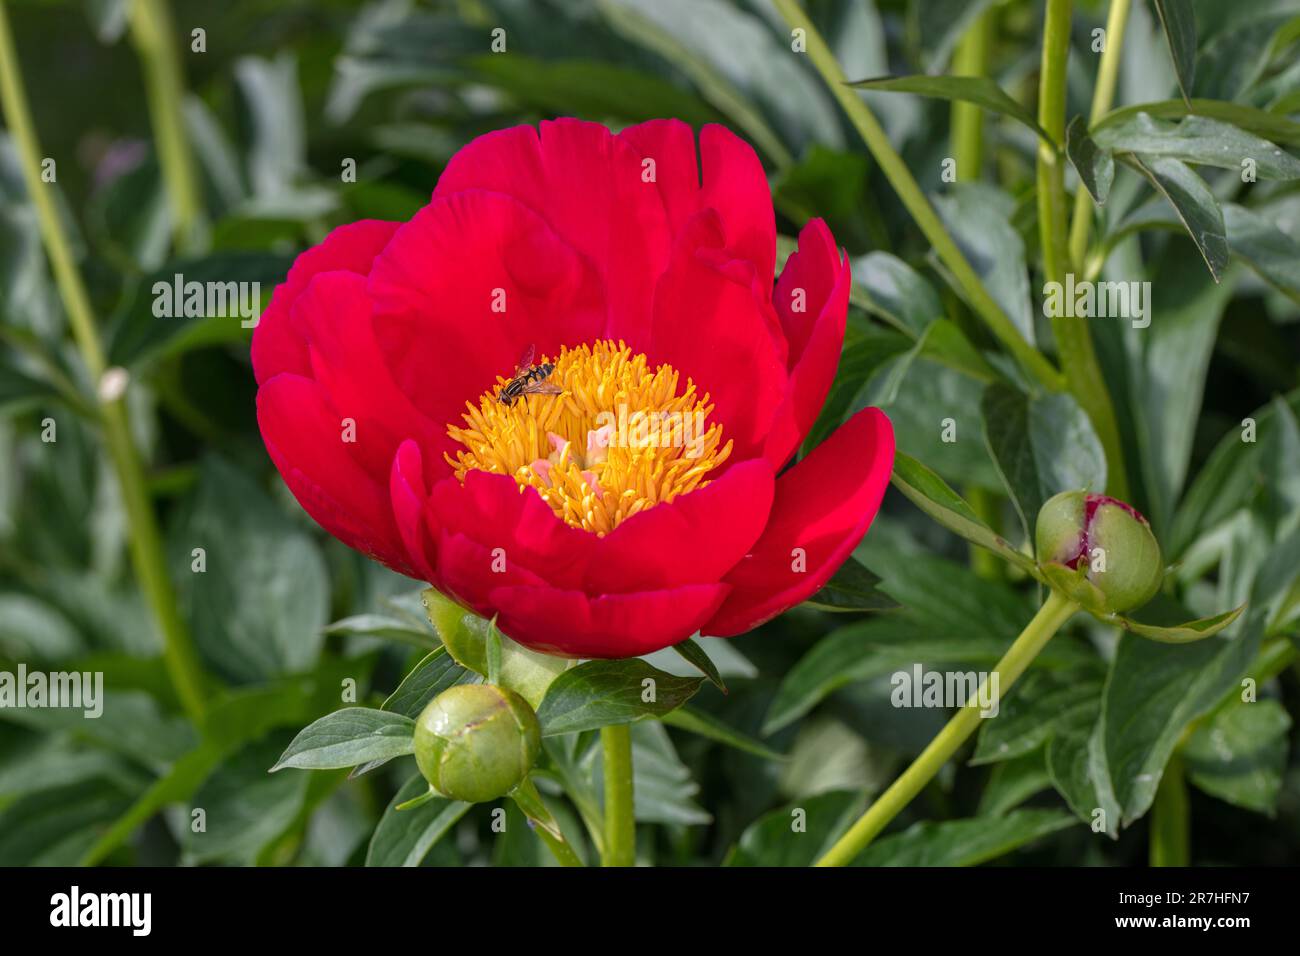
<box><xmin>703</xmin><ymin>407</ymin><xmax>894</xmax><ymax>636</ymax></box>
<box><xmin>390</xmin><ymin>441</ymin><xmax>438</xmax><ymax>583</ymax></box>
<box><xmin>649</xmin><ymin>211</ymin><xmax>788</xmax><ymax>464</ymax></box>
<box><xmin>773</xmin><ymin>219</ymin><xmax>841</xmax><ymax>366</ymax></box>
<box><xmin>257</xmin><ymin>373</ymin><xmax>414</xmax><ymax>576</ymax></box>
<box><xmin>699</xmin><ymin>124</ymin><xmax>776</xmax><ymax>287</ymax></box>
<box><xmin>488</xmin><ymin>582</ymin><xmax>731</xmax><ymax>658</ymax></box>
<box><xmin>251</xmin><ymin>219</ymin><xmax>399</xmax><ymax>385</ymax></box>
<box><xmin>425</xmin><ymin>470</ymin><xmax>595</xmax><ymax>591</ymax></box>
<box><xmin>292</xmin><ymin>271</ymin><xmax>455</xmax><ymax>489</ymax></box>
<box><xmin>585</xmin><ymin>458</ymin><xmax>774</xmax><ymax>593</ymax></box>
<box><xmin>433</xmin><ymin>119</ymin><xmax>671</xmax><ymax>348</ymax></box>
<box><xmin>763</xmin><ymin>230</ymin><xmax>851</xmax><ymax>468</ymax></box>
<box><xmin>367</xmin><ymin>188</ymin><xmax>604</xmax><ymax>428</ymax></box>
<box><xmin>617</xmin><ymin>118</ymin><xmax>700</xmax><ymax>237</ymax></box>
<box><xmin>434</xmin><ymin>529</ymin><xmax>553</xmax><ymax>620</ymax></box>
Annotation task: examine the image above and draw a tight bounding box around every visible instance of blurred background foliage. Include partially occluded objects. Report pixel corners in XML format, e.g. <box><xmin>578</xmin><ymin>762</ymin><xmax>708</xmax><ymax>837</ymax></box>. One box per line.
<box><xmin>0</xmin><ymin>0</ymin><xmax>1298</xmax><ymax>866</ymax></box>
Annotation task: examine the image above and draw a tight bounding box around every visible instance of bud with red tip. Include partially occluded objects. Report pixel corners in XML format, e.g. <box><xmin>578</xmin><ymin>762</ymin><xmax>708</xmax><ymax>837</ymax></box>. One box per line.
<box><xmin>1035</xmin><ymin>491</ymin><xmax>1163</xmax><ymax>614</ymax></box>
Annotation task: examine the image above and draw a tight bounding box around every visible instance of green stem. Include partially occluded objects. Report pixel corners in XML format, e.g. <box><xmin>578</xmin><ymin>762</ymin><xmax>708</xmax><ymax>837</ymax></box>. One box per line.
<box><xmin>774</xmin><ymin>0</ymin><xmax>1064</xmax><ymax>393</ymax></box>
<box><xmin>1037</xmin><ymin>0</ymin><xmax>1130</xmax><ymax>500</ymax></box>
<box><xmin>600</xmin><ymin>724</ymin><xmax>636</xmax><ymax>866</ymax></box>
<box><xmin>0</xmin><ymin>1</ymin><xmax>210</xmax><ymax>726</ymax></box>
<box><xmin>128</xmin><ymin>0</ymin><xmax>204</xmax><ymax>253</ymax></box>
<box><xmin>966</xmin><ymin>486</ymin><xmax>1003</xmax><ymax>579</ymax></box>
<box><xmin>950</xmin><ymin>9</ymin><xmax>994</xmax><ymax>181</ymax></box>
<box><xmin>512</xmin><ymin>777</ymin><xmax>585</xmax><ymax>867</ymax></box>
<box><xmin>1067</xmin><ymin>0</ymin><xmax>1132</xmax><ymax>269</ymax></box>
<box><xmin>1149</xmin><ymin>752</ymin><xmax>1189</xmax><ymax>866</ymax></box>
<box><xmin>816</xmin><ymin>590</ymin><xmax>1077</xmax><ymax>866</ymax></box>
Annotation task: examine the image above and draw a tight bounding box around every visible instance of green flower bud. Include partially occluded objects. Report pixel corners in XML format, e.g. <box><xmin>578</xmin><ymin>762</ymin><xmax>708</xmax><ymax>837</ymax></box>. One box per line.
<box><xmin>1035</xmin><ymin>490</ymin><xmax>1163</xmax><ymax>614</ymax></box>
<box><xmin>413</xmin><ymin>684</ymin><xmax>541</xmax><ymax>803</ymax></box>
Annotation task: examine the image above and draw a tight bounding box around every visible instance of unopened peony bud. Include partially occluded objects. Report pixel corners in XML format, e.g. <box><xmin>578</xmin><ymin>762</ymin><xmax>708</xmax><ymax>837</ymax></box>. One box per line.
<box><xmin>1035</xmin><ymin>491</ymin><xmax>1163</xmax><ymax>614</ymax></box>
<box><xmin>413</xmin><ymin>684</ymin><xmax>540</xmax><ymax>803</ymax></box>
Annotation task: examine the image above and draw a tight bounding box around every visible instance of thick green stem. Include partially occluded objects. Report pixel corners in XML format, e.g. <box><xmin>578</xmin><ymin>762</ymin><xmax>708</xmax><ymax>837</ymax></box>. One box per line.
<box><xmin>128</xmin><ymin>0</ymin><xmax>204</xmax><ymax>252</ymax></box>
<box><xmin>950</xmin><ymin>9</ymin><xmax>994</xmax><ymax>181</ymax></box>
<box><xmin>1150</xmin><ymin>752</ymin><xmax>1189</xmax><ymax>866</ymax></box>
<box><xmin>1067</xmin><ymin>0</ymin><xmax>1132</xmax><ymax>268</ymax></box>
<box><xmin>816</xmin><ymin>590</ymin><xmax>1078</xmax><ymax>866</ymax></box>
<box><xmin>0</xmin><ymin>1</ymin><xmax>210</xmax><ymax>725</ymax></box>
<box><xmin>774</xmin><ymin>0</ymin><xmax>1063</xmax><ymax>393</ymax></box>
<box><xmin>600</xmin><ymin>724</ymin><xmax>636</xmax><ymax>866</ymax></box>
<box><xmin>1037</xmin><ymin>0</ymin><xmax>1129</xmax><ymax>499</ymax></box>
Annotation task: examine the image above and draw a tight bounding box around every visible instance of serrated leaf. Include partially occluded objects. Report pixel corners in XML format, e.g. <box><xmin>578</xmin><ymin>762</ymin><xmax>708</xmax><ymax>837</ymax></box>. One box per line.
<box><xmin>849</xmin><ymin>75</ymin><xmax>1051</xmax><ymax>143</ymax></box>
<box><xmin>890</xmin><ymin>451</ymin><xmax>1038</xmax><ymax>575</ymax></box>
<box><xmin>271</xmin><ymin>708</ymin><xmax>415</xmax><ymax>772</ymax></box>
<box><xmin>535</xmin><ymin>660</ymin><xmax>702</xmax><ymax>736</ymax></box>
<box><xmin>1066</xmin><ymin>115</ymin><xmax>1114</xmax><ymax>204</ymax></box>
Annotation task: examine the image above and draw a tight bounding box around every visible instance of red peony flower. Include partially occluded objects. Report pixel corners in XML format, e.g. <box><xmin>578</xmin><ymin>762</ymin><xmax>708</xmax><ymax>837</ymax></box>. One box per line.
<box><xmin>253</xmin><ymin>118</ymin><xmax>894</xmax><ymax>658</ymax></box>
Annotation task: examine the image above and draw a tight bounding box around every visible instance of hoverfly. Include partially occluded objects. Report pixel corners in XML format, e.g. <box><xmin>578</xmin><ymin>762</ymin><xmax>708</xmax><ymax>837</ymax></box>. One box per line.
<box><xmin>497</xmin><ymin>344</ymin><xmax>563</xmax><ymax>407</ymax></box>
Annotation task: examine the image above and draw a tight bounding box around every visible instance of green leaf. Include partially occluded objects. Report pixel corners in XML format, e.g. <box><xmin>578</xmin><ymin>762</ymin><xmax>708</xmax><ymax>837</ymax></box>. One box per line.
<box><xmin>170</xmin><ymin>456</ymin><xmax>329</xmax><ymax>683</ymax></box>
<box><xmin>932</xmin><ymin>183</ymin><xmax>1035</xmax><ymax>346</ymax></box>
<box><xmin>270</xmin><ymin>708</ymin><xmax>415</xmax><ymax>772</ymax></box>
<box><xmin>850</xmin><ymin>809</ymin><xmax>1076</xmax><ymax>866</ymax></box>
<box><xmin>1184</xmin><ymin>700</ymin><xmax>1291</xmax><ymax>815</ymax></box>
<box><xmin>106</xmin><ymin>252</ymin><xmax>291</xmax><ymax>369</ymax></box>
<box><xmin>0</xmin><ymin>778</ymin><xmax>135</xmax><ymax>866</ymax></box>
<box><xmin>1126</xmin><ymin>154</ymin><xmax>1228</xmax><ymax>280</ymax></box>
<box><xmin>535</xmin><ymin>660</ymin><xmax>703</xmax><ymax>736</ymax></box>
<box><xmin>890</xmin><ymin>452</ymin><xmax>1038</xmax><ymax>575</ymax></box>
<box><xmin>324</xmin><ymin>613</ymin><xmax>437</xmax><ymax>650</ymax></box>
<box><xmin>977</xmin><ymin>751</ymin><xmax>1054</xmax><ymax>817</ymax></box>
<box><xmin>764</xmin><ymin>616</ymin><xmax>1012</xmax><ymax>736</ymax></box>
<box><xmin>366</xmin><ymin>774</ymin><xmax>470</xmax><ymax>867</ymax></box>
<box><xmin>981</xmin><ymin>384</ymin><xmax>1107</xmax><ymax>540</ymax></box>
<box><xmin>1225</xmin><ymin>203</ymin><xmax>1300</xmax><ymax>301</ymax></box>
<box><xmin>726</xmin><ymin>790</ymin><xmax>866</xmax><ymax>866</ymax></box>
<box><xmin>625</xmin><ymin>721</ymin><xmax>711</xmax><ymax>826</ymax></box>
<box><xmin>1151</xmin><ymin>0</ymin><xmax>1197</xmax><ymax>104</ymax></box>
<box><xmin>422</xmin><ymin>589</ymin><xmax>568</xmax><ymax>708</ymax></box>
<box><xmin>1066</xmin><ymin>115</ymin><xmax>1114</xmax><ymax>204</ymax></box>
<box><xmin>1091</xmin><ymin>618</ymin><xmax>1265</xmax><ymax>828</ymax></box>
<box><xmin>972</xmin><ymin>670</ymin><xmax>1104</xmax><ymax>765</ymax></box>
<box><xmin>183</xmin><ymin>735</ymin><xmax>310</xmax><ymax>865</ymax></box>
<box><xmin>466</xmin><ymin>54</ymin><xmax>717</xmax><ymax>127</ymax></box>
<box><xmin>382</xmin><ymin>648</ymin><xmax>471</xmax><ymax>719</ymax></box>
<box><xmin>1112</xmin><ymin>605</ymin><xmax>1246</xmax><ymax>643</ymax></box>
<box><xmin>1045</xmin><ymin>719</ymin><xmax>1108</xmax><ymax>832</ymax></box>
<box><xmin>849</xmin><ymin>74</ymin><xmax>1051</xmax><ymax>143</ymax></box>
<box><xmin>671</xmin><ymin>638</ymin><xmax>727</xmax><ymax>692</ymax></box>
<box><xmin>1096</xmin><ymin>113</ymin><xmax>1300</xmax><ymax>180</ymax></box>
<box><xmin>661</xmin><ymin>707</ymin><xmax>786</xmax><ymax>761</ymax></box>
<box><xmin>804</xmin><ymin>556</ymin><xmax>900</xmax><ymax>612</ymax></box>
<box><xmin>1093</xmin><ymin>99</ymin><xmax>1300</xmax><ymax>146</ymax></box>
<box><xmin>852</xmin><ymin>251</ymin><xmax>943</xmax><ymax>338</ymax></box>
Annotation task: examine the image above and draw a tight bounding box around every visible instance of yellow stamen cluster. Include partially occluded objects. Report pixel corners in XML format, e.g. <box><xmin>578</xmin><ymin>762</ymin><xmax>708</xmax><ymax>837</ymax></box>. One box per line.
<box><xmin>446</xmin><ymin>340</ymin><xmax>732</xmax><ymax>535</ymax></box>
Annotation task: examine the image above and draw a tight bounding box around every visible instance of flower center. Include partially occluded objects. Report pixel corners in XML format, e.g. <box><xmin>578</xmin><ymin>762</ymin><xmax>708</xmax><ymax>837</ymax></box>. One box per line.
<box><xmin>445</xmin><ymin>340</ymin><xmax>732</xmax><ymax>535</ymax></box>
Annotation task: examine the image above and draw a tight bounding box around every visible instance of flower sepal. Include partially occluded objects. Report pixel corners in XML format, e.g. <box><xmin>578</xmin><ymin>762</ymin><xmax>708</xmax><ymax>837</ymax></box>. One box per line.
<box><xmin>422</xmin><ymin>588</ymin><xmax>569</xmax><ymax>707</ymax></box>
